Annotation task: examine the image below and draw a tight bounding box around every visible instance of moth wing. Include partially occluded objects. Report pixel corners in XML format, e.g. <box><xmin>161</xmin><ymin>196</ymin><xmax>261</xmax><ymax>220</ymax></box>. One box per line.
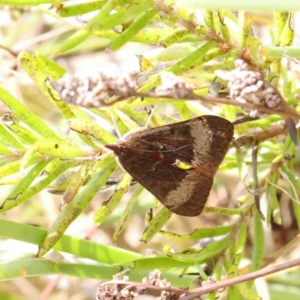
<box><xmin>106</xmin><ymin>115</ymin><xmax>233</xmax><ymax>216</ymax></box>
<box><xmin>117</xmin><ymin>153</ymin><xmax>213</xmax><ymax>216</ymax></box>
<box><xmin>127</xmin><ymin>115</ymin><xmax>233</xmax><ymax>172</ymax></box>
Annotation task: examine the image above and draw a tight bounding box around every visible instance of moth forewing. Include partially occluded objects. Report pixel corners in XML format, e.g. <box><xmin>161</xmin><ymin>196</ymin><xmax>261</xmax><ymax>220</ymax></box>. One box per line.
<box><xmin>105</xmin><ymin>115</ymin><xmax>234</xmax><ymax>216</ymax></box>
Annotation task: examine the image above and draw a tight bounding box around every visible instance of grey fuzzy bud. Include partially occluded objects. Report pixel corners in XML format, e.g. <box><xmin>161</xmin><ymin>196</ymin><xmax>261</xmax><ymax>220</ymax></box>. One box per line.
<box><xmin>216</xmin><ymin>59</ymin><xmax>285</xmax><ymax>117</ymax></box>
<box><xmin>53</xmin><ymin>69</ymin><xmax>137</xmax><ymax>108</ymax></box>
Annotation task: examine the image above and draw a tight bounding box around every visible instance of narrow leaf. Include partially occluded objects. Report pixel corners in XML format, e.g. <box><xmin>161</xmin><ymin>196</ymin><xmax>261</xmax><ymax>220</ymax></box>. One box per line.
<box><xmin>38</xmin><ymin>154</ymin><xmax>117</xmax><ymax>257</ymax></box>
<box><xmin>141</xmin><ymin>206</ymin><xmax>172</xmax><ymax>243</ymax></box>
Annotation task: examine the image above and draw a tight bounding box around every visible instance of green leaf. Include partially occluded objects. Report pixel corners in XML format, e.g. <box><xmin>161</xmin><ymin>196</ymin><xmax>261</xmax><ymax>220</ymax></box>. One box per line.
<box><xmin>0</xmin><ymin>161</ymin><xmax>49</xmax><ymax>212</ymax></box>
<box><xmin>0</xmin><ymin>124</ymin><xmax>26</xmax><ymax>149</ymax></box>
<box><xmin>110</xmin><ymin>9</ymin><xmax>158</xmax><ymax>50</ymax></box>
<box><xmin>0</xmin><ymin>217</ymin><xmax>142</xmax><ymax>264</ymax></box>
<box><xmin>54</xmin><ymin>0</ymin><xmax>117</xmax><ymax>55</ymax></box>
<box><xmin>228</xmin><ymin>220</ymin><xmax>247</xmax><ymax>278</ymax></box>
<box><xmin>0</xmin><ymin>259</ymin><xmax>57</xmax><ymax>281</ymax></box>
<box><xmin>141</xmin><ymin>206</ymin><xmax>172</xmax><ymax>243</ymax></box>
<box><xmin>19</xmin><ymin>52</ymin><xmax>76</xmax><ymax>120</ymax></box>
<box><xmin>38</xmin><ymin>153</ymin><xmax>117</xmax><ymax>257</ymax></box>
<box><xmin>163</xmin><ymin>235</ymin><xmax>231</xmax><ymax>263</ymax></box>
<box><xmin>248</xmin><ymin>211</ymin><xmax>265</xmax><ymax>287</ymax></box>
<box><xmin>0</xmin><ymin>87</ymin><xmax>59</xmax><ymax>139</ymax></box>
<box><xmin>160</xmin><ymin>225</ymin><xmax>232</xmax><ymax>239</ymax></box>
<box><xmin>57</xmin><ymin>0</ymin><xmax>106</xmax><ymax>17</ymax></box>
<box><xmin>35</xmin><ymin>53</ymin><xmax>67</xmax><ymax>79</ymax></box>
<box><xmin>113</xmin><ymin>183</ymin><xmax>144</xmax><ymax>241</ymax></box>
<box><xmin>94</xmin><ymin>172</ymin><xmax>133</xmax><ymax>225</ymax></box>
<box><xmin>68</xmin><ymin>118</ymin><xmax>117</xmax><ymax>144</ymax></box>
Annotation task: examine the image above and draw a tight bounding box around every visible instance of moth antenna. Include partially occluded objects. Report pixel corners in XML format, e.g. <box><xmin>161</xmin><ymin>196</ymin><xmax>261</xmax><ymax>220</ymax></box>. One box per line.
<box><xmin>132</xmin><ymin>142</ymin><xmax>193</xmax><ymax>154</ymax></box>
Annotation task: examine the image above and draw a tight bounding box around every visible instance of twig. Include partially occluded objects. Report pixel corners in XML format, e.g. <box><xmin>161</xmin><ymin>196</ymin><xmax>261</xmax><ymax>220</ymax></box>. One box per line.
<box><xmin>232</xmin><ymin>124</ymin><xmax>286</xmax><ymax>149</ymax></box>
<box><xmin>100</xmin><ymin>92</ymin><xmax>300</xmax><ymax>120</ymax></box>
<box><xmin>180</xmin><ymin>257</ymin><xmax>300</xmax><ymax>299</ymax></box>
<box><xmin>98</xmin><ymin>257</ymin><xmax>300</xmax><ymax>299</ymax></box>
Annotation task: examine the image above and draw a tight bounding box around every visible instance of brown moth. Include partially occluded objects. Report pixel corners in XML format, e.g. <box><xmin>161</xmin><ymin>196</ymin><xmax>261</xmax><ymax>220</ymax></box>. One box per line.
<box><xmin>106</xmin><ymin>115</ymin><xmax>234</xmax><ymax>216</ymax></box>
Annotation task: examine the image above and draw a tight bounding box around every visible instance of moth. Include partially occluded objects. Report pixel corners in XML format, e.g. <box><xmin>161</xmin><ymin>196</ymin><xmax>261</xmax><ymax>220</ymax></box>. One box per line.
<box><xmin>106</xmin><ymin>115</ymin><xmax>234</xmax><ymax>216</ymax></box>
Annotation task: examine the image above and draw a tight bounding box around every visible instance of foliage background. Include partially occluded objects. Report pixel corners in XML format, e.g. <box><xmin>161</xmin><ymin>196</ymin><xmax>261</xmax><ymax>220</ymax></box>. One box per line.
<box><xmin>1</xmin><ymin>1</ymin><xmax>300</xmax><ymax>300</ymax></box>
